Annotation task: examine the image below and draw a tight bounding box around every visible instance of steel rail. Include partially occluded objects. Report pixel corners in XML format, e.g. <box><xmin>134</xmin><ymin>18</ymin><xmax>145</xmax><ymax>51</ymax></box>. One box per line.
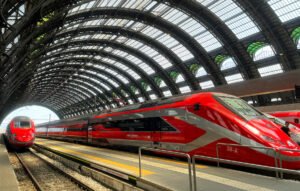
<box><xmin>29</xmin><ymin>149</ymin><xmax>95</xmax><ymax>191</ymax></box>
<box><xmin>15</xmin><ymin>152</ymin><xmax>44</xmax><ymax>191</ymax></box>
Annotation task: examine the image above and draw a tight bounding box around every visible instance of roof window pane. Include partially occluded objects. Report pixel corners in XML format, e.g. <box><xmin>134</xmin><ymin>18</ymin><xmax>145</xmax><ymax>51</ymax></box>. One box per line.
<box><xmin>200</xmin><ymin>80</ymin><xmax>214</xmax><ymax>89</ymax></box>
<box><xmin>163</xmin><ymin>90</ymin><xmax>172</xmax><ymax>97</ymax></box>
<box><xmin>197</xmin><ymin>0</ymin><xmax>260</xmax><ymax>39</ymax></box>
<box><xmin>220</xmin><ymin>58</ymin><xmax>236</xmax><ymax>70</ymax></box>
<box><xmin>194</xmin><ymin>31</ymin><xmax>222</xmax><ymax>52</ymax></box>
<box><xmin>128</xmin><ymin>99</ymin><xmax>133</xmax><ymax>104</ymax></box>
<box><xmin>161</xmin><ymin>8</ymin><xmax>189</xmax><ymax>25</ymax></box>
<box><xmin>152</xmin><ymin>54</ymin><xmax>173</xmax><ymax>69</ymax></box>
<box><xmin>253</xmin><ymin>45</ymin><xmax>276</xmax><ymax>61</ymax></box>
<box><xmin>178</xmin><ymin>17</ymin><xmax>206</xmax><ymax>36</ymax></box>
<box><xmin>138</xmin><ymin>97</ymin><xmax>145</xmax><ymax>102</ymax></box>
<box><xmin>179</xmin><ymin>86</ymin><xmax>191</xmax><ymax>93</ymax></box>
<box><xmin>176</xmin><ymin>74</ymin><xmax>184</xmax><ymax>83</ymax></box>
<box><xmin>150</xmin><ymin>94</ymin><xmax>157</xmax><ymax>100</ymax></box>
<box><xmin>225</xmin><ymin>73</ymin><xmax>244</xmax><ymax>84</ymax></box>
<box><xmin>268</xmin><ymin>0</ymin><xmax>300</xmax><ymax>23</ymax></box>
<box><xmin>258</xmin><ymin>63</ymin><xmax>283</xmax><ymax>77</ymax></box>
<box><xmin>196</xmin><ymin>67</ymin><xmax>207</xmax><ymax>77</ymax></box>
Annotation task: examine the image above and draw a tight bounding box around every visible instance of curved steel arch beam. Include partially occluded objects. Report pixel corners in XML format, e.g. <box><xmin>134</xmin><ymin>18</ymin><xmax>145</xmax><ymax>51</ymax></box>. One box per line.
<box><xmin>30</xmin><ymin>84</ymin><xmax>96</xmax><ymax>108</ymax></box>
<box><xmin>37</xmin><ymin>28</ymin><xmax>180</xmax><ymax>94</ymax></box>
<box><xmin>167</xmin><ymin>0</ymin><xmax>259</xmax><ymax>79</ymax></box>
<box><xmin>52</xmin><ymin>25</ymin><xmax>192</xmax><ymax>91</ymax></box>
<box><xmin>31</xmin><ymin>82</ymin><xmax>105</xmax><ymax>111</ymax></box>
<box><xmin>30</xmin><ymin>61</ymin><xmax>138</xmax><ymax>102</ymax></box>
<box><xmin>31</xmin><ymin>71</ymin><xmax>128</xmax><ymax>105</ymax></box>
<box><xmin>236</xmin><ymin>0</ymin><xmax>300</xmax><ymax>70</ymax></box>
<box><xmin>38</xmin><ymin>48</ymin><xmax>163</xmax><ymax>97</ymax></box>
<box><xmin>65</xmin><ymin>8</ymin><xmax>225</xmax><ymax>86</ymax></box>
<box><xmin>33</xmin><ymin>57</ymin><xmax>149</xmax><ymax>100</ymax></box>
<box><xmin>31</xmin><ymin>77</ymin><xmax>111</xmax><ymax>107</ymax></box>
<box><xmin>30</xmin><ymin>85</ymin><xmax>86</xmax><ymax>106</ymax></box>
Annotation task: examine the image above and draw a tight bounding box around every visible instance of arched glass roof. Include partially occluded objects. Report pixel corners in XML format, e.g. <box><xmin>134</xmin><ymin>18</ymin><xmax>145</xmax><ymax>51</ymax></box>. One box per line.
<box><xmin>0</xmin><ymin>0</ymin><xmax>300</xmax><ymax>119</ymax></box>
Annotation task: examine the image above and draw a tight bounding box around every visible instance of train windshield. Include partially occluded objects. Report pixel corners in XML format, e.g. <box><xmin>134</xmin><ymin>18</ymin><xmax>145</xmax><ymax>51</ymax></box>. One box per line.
<box><xmin>14</xmin><ymin>121</ymin><xmax>31</xmax><ymax>128</ymax></box>
<box><xmin>217</xmin><ymin>96</ymin><xmax>263</xmax><ymax>120</ymax></box>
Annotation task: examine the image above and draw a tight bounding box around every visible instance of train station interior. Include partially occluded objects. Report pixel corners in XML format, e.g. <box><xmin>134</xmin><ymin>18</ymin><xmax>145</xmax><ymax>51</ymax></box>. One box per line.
<box><xmin>1</xmin><ymin>0</ymin><xmax>300</xmax><ymax>190</ymax></box>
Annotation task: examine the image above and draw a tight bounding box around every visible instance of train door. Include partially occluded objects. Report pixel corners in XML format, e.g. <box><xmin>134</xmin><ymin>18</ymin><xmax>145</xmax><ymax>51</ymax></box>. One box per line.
<box><xmin>151</xmin><ymin>118</ymin><xmax>161</xmax><ymax>147</ymax></box>
<box><xmin>87</xmin><ymin>121</ymin><xmax>93</xmax><ymax>144</ymax></box>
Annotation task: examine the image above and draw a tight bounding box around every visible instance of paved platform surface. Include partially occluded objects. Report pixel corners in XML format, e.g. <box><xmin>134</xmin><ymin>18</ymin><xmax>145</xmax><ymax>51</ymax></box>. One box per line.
<box><xmin>0</xmin><ymin>134</ymin><xmax>19</xmax><ymax>191</ymax></box>
<box><xmin>36</xmin><ymin>138</ymin><xmax>300</xmax><ymax>191</ymax></box>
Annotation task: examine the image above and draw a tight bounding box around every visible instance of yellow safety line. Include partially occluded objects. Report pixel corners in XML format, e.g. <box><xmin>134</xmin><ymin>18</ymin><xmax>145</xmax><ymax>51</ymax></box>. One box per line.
<box><xmin>36</xmin><ymin>142</ymin><xmax>153</xmax><ymax>176</ymax></box>
<box><xmin>36</xmin><ymin>140</ymin><xmax>207</xmax><ymax>169</ymax></box>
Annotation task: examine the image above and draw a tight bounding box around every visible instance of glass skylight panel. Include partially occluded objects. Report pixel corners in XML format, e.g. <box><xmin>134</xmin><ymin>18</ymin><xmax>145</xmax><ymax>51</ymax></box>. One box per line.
<box><xmin>160</xmin><ymin>80</ymin><xmax>167</xmax><ymax>88</ymax></box>
<box><xmin>156</xmin><ymin>34</ymin><xmax>178</xmax><ymax>48</ymax></box>
<box><xmin>196</xmin><ymin>67</ymin><xmax>207</xmax><ymax>77</ymax></box>
<box><xmin>161</xmin><ymin>8</ymin><xmax>189</xmax><ymax>25</ymax></box>
<box><xmin>131</xmin><ymin>22</ymin><xmax>146</xmax><ymax>31</ymax></box>
<box><xmin>220</xmin><ymin>58</ymin><xmax>236</xmax><ymax>70</ymax></box>
<box><xmin>106</xmin><ymin>0</ymin><xmax>122</xmax><ymax>7</ymax></box>
<box><xmin>179</xmin><ymin>86</ymin><xmax>191</xmax><ymax>93</ymax></box>
<box><xmin>198</xmin><ymin>0</ymin><xmax>259</xmax><ymax>39</ymax></box>
<box><xmin>150</xmin><ymin>94</ymin><xmax>157</xmax><ymax>100</ymax></box>
<box><xmin>253</xmin><ymin>45</ymin><xmax>276</xmax><ymax>61</ymax></box>
<box><xmin>200</xmin><ymin>80</ymin><xmax>214</xmax><ymax>89</ymax></box>
<box><xmin>128</xmin><ymin>99</ymin><xmax>133</xmax><ymax>104</ymax></box>
<box><xmin>144</xmin><ymin>1</ymin><xmax>157</xmax><ymax>11</ymax></box>
<box><xmin>151</xmin><ymin>3</ymin><xmax>170</xmax><ymax>16</ymax></box>
<box><xmin>258</xmin><ymin>64</ymin><xmax>283</xmax><ymax>77</ymax></box>
<box><xmin>138</xmin><ymin>63</ymin><xmax>155</xmax><ymax>74</ymax></box>
<box><xmin>163</xmin><ymin>90</ymin><xmax>172</xmax><ymax>97</ymax></box>
<box><xmin>176</xmin><ymin>74</ymin><xmax>185</xmax><ymax>83</ymax></box>
<box><xmin>83</xmin><ymin>20</ymin><xmax>100</xmax><ymax>26</ymax></box>
<box><xmin>139</xmin><ymin>45</ymin><xmax>159</xmax><ymax>57</ymax></box>
<box><xmin>268</xmin><ymin>0</ymin><xmax>300</xmax><ymax>23</ymax></box>
<box><xmin>194</xmin><ymin>31</ymin><xmax>222</xmax><ymax>52</ymax></box>
<box><xmin>124</xmin><ymin>39</ymin><xmax>143</xmax><ymax>49</ymax></box>
<box><xmin>101</xmin><ymin>83</ymin><xmax>111</xmax><ymax>91</ymax></box>
<box><xmin>152</xmin><ymin>54</ymin><xmax>172</xmax><ymax>69</ymax></box>
<box><xmin>225</xmin><ymin>73</ymin><xmax>244</xmax><ymax>84</ymax></box>
<box><xmin>122</xmin><ymin>0</ymin><xmax>151</xmax><ymax>10</ymax></box>
<box><xmin>128</xmin><ymin>70</ymin><xmax>141</xmax><ymax>80</ymax></box>
<box><xmin>178</xmin><ymin>17</ymin><xmax>206</xmax><ymax>36</ymax></box>
<box><xmin>171</xmin><ymin>45</ymin><xmax>194</xmax><ymax>61</ymax></box>
<box><xmin>141</xmin><ymin>26</ymin><xmax>163</xmax><ymax>39</ymax></box>
<box><xmin>105</xmin><ymin>18</ymin><xmax>128</xmax><ymax>27</ymax></box>
<box><xmin>86</xmin><ymin>1</ymin><xmax>95</xmax><ymax>9</ymax></box>
<box><xmin>225</xmin><ymin>14</ymin><xmax>260</xmax><ymax>39</ymax></box>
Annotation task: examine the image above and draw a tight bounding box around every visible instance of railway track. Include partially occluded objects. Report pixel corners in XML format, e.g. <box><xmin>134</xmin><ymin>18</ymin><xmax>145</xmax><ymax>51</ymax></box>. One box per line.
<box><xmin>14</xmin><ymin>150</ymin><xmax>110</xmax><ymax>191</ymax></box>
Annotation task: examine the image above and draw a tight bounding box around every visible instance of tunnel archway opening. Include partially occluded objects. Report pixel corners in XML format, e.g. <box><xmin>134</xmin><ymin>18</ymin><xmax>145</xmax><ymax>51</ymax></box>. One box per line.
<box><xmin>0</xmin><ymin>105</ymin><xmax>60</xmax><ymax>133</ymax></box>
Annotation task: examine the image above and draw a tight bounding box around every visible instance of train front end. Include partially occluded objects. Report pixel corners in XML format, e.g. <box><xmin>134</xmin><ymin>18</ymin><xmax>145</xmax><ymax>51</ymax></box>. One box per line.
<box><xmin>6</xmin><ymin>116</ymin><xmax>35</xmax><ymax>149</ymax></box>
<box><xmin>216</xmin><ymin>94</ymin><xmax>300</xmax><ymax>169</ymax></box>
<box><xmin>187</xmin><ymin>93</ymin><xmax>300</xmax><ymax>169</ymax></box>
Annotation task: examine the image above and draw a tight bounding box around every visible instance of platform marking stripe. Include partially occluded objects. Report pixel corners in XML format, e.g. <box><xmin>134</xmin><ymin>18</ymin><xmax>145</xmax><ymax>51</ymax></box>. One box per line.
<box><xmin>36</xmin><ymin>140</ymin><xmax>207</xmax><ymax>169</ymax></box>
<box><xmin>39</xmin><ymin>144</ymin><xmax>154</xmax><ymax>176</ymax></box>
<box><xmin>36</xmin><ymin>141</ymin><xmax>274</xmax><ymax>190</ymax></box>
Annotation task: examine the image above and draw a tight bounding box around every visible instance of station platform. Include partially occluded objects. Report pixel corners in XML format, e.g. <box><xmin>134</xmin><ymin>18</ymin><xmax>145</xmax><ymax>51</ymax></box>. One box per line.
<box><xmin>0</xmin><ymin>134</ymin><xmax>19</xmax><ymax>191</ymax></box>
<box><xmin>35</xmin><ymin>138</ymin><xmax>300</xmax><ymax>191</ymax></box>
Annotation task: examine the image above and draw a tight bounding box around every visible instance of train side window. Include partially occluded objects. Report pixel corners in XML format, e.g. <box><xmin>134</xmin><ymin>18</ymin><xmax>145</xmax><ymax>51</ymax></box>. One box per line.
<box><xmin>159</xmin><ymin>118</ymin><xmax>176</xmax><ymax>132</ymax></box>
<box><xmin>295</xmin><ymin>119</ymin><xmax>299</xmax><ymax>124</ymax></box>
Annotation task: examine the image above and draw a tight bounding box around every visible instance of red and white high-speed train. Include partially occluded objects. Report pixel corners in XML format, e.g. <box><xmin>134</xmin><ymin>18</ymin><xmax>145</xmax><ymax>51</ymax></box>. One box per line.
<box><xmin>36</xmin><ymin>92</ymin><xmax>300</xmax><ymax>169</ymax></box>
<box><xmin>269</xmin><ymin>111</ymin><xmax>300</xmax><ymax>128</ymax></box>
<box><xmin>5</xmin><ymin>116</ymin><xmax>35</xmax><ymax>149</ymax></box>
